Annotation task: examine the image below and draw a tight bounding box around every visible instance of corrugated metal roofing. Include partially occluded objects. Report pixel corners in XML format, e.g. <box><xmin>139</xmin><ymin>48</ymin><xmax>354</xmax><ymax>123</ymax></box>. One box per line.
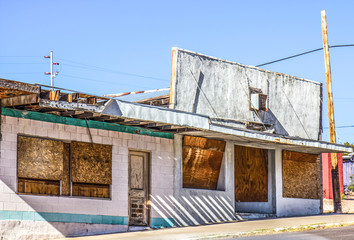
<box><xmin>108</xmin><ymin>88</ymin><xmax>170</xmax><ymax>102</ymax></box>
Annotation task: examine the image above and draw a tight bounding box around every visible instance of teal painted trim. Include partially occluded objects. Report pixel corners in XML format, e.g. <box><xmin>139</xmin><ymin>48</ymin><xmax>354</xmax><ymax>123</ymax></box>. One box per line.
<box><xmin>0</xmin><ymin>211</ymin><xmax>174</xmax><ymax>228</ymax></box>
<box><xmin>1</xmin><ymin>107</ymin><xmax>174</xmax><ymax>139</ymax></box>
<box><xmin>151</xmin><ymin>217</ymin><xmax>175</xmax><ymax>228</ymax></box>
<box><xmin>0</xmin><ymin>210</ymin><xmax>127</xmax><ymax>225</ymax></box>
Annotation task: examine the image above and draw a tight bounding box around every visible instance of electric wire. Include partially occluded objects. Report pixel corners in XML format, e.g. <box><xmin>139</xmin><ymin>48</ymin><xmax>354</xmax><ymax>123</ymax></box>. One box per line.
<box><xmin>256</xmin><ymin>44</ymin><xmax>354</xmax><ymax>67</ymax></box>
<box><xmin>60</xmin><ymin>74</ymin><xmax>153</xmax><ymax>89</ymax></box>
<box><xmin>57</xmin><ymin>57</ymin><xmax>169</xmax><ymax>82</ymax></box>
<box><xmin>324</xmin><ymin>125</ymin><xmax>354</xmax><ymax>129</ymax></box>
<box><xmin>0</xmin><ymin>56</ymin><xmax>42</xmax><ymax>57</ymax></box>
<box><xmin>0</xmin><ymin>63</ymin><xmax>46</xmax><ymax>64</ymax></box>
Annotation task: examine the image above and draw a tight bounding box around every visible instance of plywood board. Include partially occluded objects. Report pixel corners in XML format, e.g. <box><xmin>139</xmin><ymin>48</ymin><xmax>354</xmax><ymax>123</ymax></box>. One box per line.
<box><xmin>17</xmin><ymin>136</ymin><xmax>65</xmax><ymax>180</ymax></box>
<box><xmin>283</xmin><ymin>150</ymin><xmax>320</xmax><ymax>199</ymax></box>
<box><xmin>183</xmin><ymin>136</ymin><xmax>225</xmax><ymax>190</ymax></box>
<box><xmin>283</xmin><ymin>151</ymin><xmax>318</xmax><ymax>163</ymax></box>
<box><xmin>18</xmin><ymin>178</ymin><xmax>60</xmax><ymax>196</ymax></box>
<box><xmin>183</xmin><ymin>136</ymin><xmax>226</xmax><ymax>152</ymax></box>
<box><xmin>130</xmin><ymin>155</ymin><xmax>144</xmax><ymax>190</ymax></box>
<box><xmin>72</xmin><ymin>183</ymin><xmax>109</xmax><ymax>198</ymax></box>
<box><xmin>61</xmin><ymin>143</ymin><xmax>71</xmax><ymax>196</ymax></box>
<box><xmin>235</xmin><ymin>145</ymin><xmax>268</xmax><ymax>202</ymax></box>
<box><xmin>71</xmin><ymin>141</ymin><xmax>112</xmax><ymax>185</ymax></box>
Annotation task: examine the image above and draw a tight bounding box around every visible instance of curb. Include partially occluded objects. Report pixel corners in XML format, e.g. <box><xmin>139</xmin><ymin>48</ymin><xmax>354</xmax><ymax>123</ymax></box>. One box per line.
<box><xmin>193</xmin><ymin>221</ymin><xmax>354</xmax><ymax>239</ymax></box>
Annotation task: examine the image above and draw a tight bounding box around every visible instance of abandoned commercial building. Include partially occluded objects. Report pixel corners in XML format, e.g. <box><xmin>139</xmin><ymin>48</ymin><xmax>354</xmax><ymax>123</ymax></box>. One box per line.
<box><xmin>0</xmin><ymin>48</ymin><xmax>352</xmax><ymax>239</ymax></box>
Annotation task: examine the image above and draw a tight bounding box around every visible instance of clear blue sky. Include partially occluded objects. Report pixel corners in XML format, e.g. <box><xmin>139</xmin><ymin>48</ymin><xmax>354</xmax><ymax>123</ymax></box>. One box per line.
<box><xmin>1</xmin><ymin>0</ymin><xmax>353</xmax><ymax>143</ymax></box>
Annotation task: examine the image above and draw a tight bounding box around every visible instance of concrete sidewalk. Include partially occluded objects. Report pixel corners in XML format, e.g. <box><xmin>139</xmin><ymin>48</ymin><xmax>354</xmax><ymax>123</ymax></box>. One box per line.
<box><xmin>65</xmin><ymin>214</ymin><xmax>354</xmax><ymax>240</ymax></box>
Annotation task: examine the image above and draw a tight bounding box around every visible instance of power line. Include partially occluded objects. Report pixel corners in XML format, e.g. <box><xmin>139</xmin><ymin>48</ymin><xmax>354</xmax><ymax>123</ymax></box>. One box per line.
<box><xmin>0</xmin><ymin>62</ymin><xmax>46</xmax><ymax>64</ymax></box>
<box><xmin>0</xmin><ymin>72</ymin><xmax>43</xmax><ymax>74</ymax></box>
<box><xmin>60</xmin><ymin>74</ymin><xmax>157</xmax><ymax>89</ymax></box>
<box><xmin>57</xmin><ymin>57</ymin><xmax>169</xmax><ymax>82</ymax></box>
<box><xmin>324</xmin><ymin>125</ymin><xmax>354</xmax><ymax>129</ymax></box>
<box><xmin>256</xmin><ymin>44</ymin><xmax>354</xmax><ymax>67</ymax></box>
<box><xmin>0</xmin><ymin>56</ymin><xmax>42</xmax><ymax>57</ymax></box>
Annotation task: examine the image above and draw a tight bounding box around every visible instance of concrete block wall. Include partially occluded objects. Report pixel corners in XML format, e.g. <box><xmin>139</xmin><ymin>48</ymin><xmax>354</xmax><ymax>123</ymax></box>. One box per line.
<box><xmin>274</xmin><ymin>147</ymin><xmax>321</xmax><ymax>217</ymax></box>
<box><xmin>0</xmin><ymin>115</ymin><xmax>174</xmax><ymax>239</ymax></box>
<box><xmin>172</xmin><ymin>135</ymin><xmax>237</xmax><ymax>226</ymax></box>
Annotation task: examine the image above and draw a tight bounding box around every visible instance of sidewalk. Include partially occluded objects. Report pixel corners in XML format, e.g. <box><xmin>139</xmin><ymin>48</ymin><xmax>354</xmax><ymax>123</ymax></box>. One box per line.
<box><xmin>65</xmin><ymin>214</ymin><xmax>354</xmax><ymax>240</ymax></box>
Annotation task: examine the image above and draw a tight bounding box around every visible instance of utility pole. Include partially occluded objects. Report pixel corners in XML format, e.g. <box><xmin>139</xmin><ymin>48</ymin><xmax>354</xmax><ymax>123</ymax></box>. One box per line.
<box><xmin>321</xmin><ymin>10</ymin><xmax>342</xmax><ymax>213</ymax></box>
<box><xmin>50</xmin><ymin>51</ymin><xmax>54</xmax><ymax>87</ymax></box>
<box><xmin>44</xmin><ymin>50</ymin><xmax>59</xmax><ymax>87</ymax></box>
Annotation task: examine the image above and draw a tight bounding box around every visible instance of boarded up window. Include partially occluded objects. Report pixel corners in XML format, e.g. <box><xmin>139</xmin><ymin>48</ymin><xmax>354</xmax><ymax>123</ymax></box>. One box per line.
<box><xmin>235</xmin><ymin>145</ymin><xmax>268</xmax><ymax>202</ymax></box>
<box><xmin>17</xmin><ymin>136</ymin><xmax>70</xmax><ymax>196</ymax></box>
<box><xmin>71</xmin><ymin>141</ymin><xmax>112</xmax><ymax>198</ymax></box>
<box><xmin>17</xmin><ymin>136</ymin><xmax>112</xmax><ymax>198</ymax></box>
<box><xmin>282</xmin><ymin>150</ymin><xmax>320</xmax><ymax>199</ymax></box>
<box><xmin>182</xmin><ymin>136</ymin><xmax>226</xmax><ymax>190</ymax></box>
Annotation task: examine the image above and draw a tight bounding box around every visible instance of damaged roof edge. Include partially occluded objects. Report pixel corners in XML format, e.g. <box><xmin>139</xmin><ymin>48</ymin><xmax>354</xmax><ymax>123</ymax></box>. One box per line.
<box><xmin>102</xmin><ymin>99</ymin><xmax>352</xmax><ymax>153</ymax></box>
<box><xmin>172</xmin><ymin>47</ymin><xmax>321</xmax><ymax>85</ymax></box>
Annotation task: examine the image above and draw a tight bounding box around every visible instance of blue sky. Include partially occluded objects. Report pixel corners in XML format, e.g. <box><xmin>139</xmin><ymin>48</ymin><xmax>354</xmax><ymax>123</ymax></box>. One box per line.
<box><xmin>0</xmin><ymin>0</ymin><xmax>353</xmax><ymax>143</ymax></box>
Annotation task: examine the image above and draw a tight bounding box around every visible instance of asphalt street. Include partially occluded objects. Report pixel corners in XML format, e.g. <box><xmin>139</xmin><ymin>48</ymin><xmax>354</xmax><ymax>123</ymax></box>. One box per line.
<box><xmin>230</xmin><ymin>225</ymin><xmax>354</xmax><ymax>240</ymax></box>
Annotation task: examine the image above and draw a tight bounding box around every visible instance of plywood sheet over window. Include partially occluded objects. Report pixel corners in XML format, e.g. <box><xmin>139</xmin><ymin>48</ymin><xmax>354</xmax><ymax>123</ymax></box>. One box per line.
<box><xmin>235</xmin><ymin>145</ymin><xmax>268</xmax><ymax>202</ymax></box>
<box><xmin>183</xmin><ymin>136</ymin><xmax>226</xmax><ymax>190</ymax></box>
<box><xmin>282</xmin><ymin>150</ymin><xmax>320</xmax><ymax>199</ymax></box>
<box><xmin>17</xmin><ymin>136</ymin><xmax>65</xmax><ymax>180</ymax></box>
<box><xmin>18</xmin><ymin>178</ymin><xmax>60</xmax><ymax>196</ymax></box>
<box><xmin>72</xmin><ymin>183</ymin><xmax>110</xmax><ymax>198</ymax></box>
<box><xmin>71</xmin><ymin>141</ymin><xmax>112</xmax><ymax>185</ymax></box>
<box><xmin>17</xmin><ymin>135</ymin><xmax>70</xmax><ymax>196</ymax></box>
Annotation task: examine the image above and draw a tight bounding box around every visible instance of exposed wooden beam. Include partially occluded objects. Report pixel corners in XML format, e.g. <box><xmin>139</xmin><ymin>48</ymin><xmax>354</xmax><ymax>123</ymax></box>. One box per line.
<box><xmin>104</xmin><ymin>118</ymin><xmax>125</xmax><ymax>123</ymax></box>
<box><xmin>74</xmin><ymin>112</ymin><xmax>94</xmax><ymax>119</ymax></box>
<box><xmin>159</xmin><ymin>125</ymin><xmax>186</xmax><ymax>130</ymax></box>
<box><xmin>122</xmin><ymin>120</ymin><xmax>142</xmax><ymax>125</ymax></box>
<box><xmin>140</xmin><ymin>122</ymin><xmax>168</xmax><ymax>128</ymax></box>
<box><xmin>60</xmin><ymin>110</ymin><xmax>77</xmax><ymax>117</ymax></box>
<box><xmin>91</xmin><ymin>115</ymin><xmax>111</xmax><ymax>121</ymax></box>
<box><xmin>68</xmin><ymin>93</ymin><xmax>79</xmax><ymax>103</ymax></box>
<box><xmin>50</xmin><ymin>90</ymin><xmax>60</xmax><ymax>101</ymax></box>
<box><xmin>0</xmin><ymin>78</ymin><xmax>40</xmax><ymax>99</ymax></box>
<box><xmin>1</xmin><ymin>94</ymin><xmax>39</xmax><ymax>107</ymax></box>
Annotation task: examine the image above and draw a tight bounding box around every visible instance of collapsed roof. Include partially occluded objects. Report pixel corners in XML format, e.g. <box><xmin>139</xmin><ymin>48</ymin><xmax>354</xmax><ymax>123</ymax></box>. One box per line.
<box><xmin>0</xmin><ymin>77</ymin><xmax>351</xmax><ymax>154</ymax></box>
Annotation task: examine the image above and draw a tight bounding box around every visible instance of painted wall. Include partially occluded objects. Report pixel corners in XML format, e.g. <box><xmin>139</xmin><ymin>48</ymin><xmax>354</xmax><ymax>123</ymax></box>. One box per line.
<box><xmin>172</xmin><ymin>48</ymin><xmax>322</xmax><ymax>140</ymax></box>
<box><xmin>322</xmin><ymin>153</ymin><xmax>344</xmax><ymax>199</ymax></box>
<box><xmin>343</xmin><ymin>161</ymin><xmax>354</xmax><ymax>187</ymax></box>
<box><xmin>0</xmin><ymin>113</ymin><xmax>175</xmax><ymax>239</ymax></box>
<box><xmin>172</xmin><ymin>135</ymin><xmax>237</xmax><ymax>226</ymax></box>
<box><xmin>275</xmin><ymin>148</ymin><xmax>321</xmax><ymax>217</ymax></box>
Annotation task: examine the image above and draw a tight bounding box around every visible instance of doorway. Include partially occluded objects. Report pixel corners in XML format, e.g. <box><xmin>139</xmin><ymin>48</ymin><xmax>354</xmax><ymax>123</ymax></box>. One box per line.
<box><xmin>128</xmin><ymin>151</ymin><xmax>150</xmax><ymax>226</ymax></box>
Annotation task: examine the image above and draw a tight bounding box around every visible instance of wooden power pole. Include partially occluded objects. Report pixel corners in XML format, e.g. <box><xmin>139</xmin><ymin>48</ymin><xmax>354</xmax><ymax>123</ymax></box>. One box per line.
<box><xmin>321</xmin><ymin>10</ymin><xmax>342</xmax><ymax>213</ymax></box>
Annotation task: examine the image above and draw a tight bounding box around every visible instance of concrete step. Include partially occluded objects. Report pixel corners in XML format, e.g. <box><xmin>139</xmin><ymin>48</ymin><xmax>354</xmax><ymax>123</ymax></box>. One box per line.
<box><xmin>128</xmin><ymin>226</ymin><xmax>150</xmax><ymax>232</ymax></box>
<box><xmin>236</xmin><ymin>212</ymin><xmax>275</xmax><ymax>220</ymax></box>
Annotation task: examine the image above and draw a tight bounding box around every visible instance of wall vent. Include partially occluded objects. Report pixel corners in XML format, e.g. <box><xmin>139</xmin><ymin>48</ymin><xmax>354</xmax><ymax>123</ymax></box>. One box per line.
<box><xmin>250</xmin><ymin>93</ymin><xmax>268</xmax><ymax>111</ymax></box>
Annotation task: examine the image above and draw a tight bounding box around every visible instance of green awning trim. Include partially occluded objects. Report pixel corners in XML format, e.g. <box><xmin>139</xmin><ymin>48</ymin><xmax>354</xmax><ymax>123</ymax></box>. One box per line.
<box><xmin>1</xmin><ymin>107</ymin><xmax>174</xmax><ymax>139</ymax></box>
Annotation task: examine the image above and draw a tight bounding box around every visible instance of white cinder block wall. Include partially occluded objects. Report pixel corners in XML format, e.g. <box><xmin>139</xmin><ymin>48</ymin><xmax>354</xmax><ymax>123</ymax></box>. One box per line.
<box><xmin>0</xmin><ymin>115</ymin><xmax>175</xmax><ymax>239</ymax></box>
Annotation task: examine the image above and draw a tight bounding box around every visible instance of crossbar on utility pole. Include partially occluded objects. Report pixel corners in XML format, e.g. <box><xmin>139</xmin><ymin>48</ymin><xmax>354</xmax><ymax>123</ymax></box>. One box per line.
<box><xmin>321</xmin><ymin>10</ymin><xmax>342</xmax><ymax>213</ymax></box>
<box><xmin>50</xmin><ymin>50</ymin><xmax>54</xmax><ymax>87</ymax></box>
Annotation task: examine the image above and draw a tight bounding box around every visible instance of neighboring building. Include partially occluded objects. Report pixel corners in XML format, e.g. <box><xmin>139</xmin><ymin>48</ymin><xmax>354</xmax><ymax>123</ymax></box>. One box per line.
<box><xmin>322</xmin><ymin>153</ymin><xmax>344</xmax><ymax>199</ymax></box>
<box><xmin>343</xmin><ymin>153</ymin><xmax>354</xmax><ymax>188</ymax></box>
<box><xmin>0</xmin><ymin>48</ymin><xmax>352</xmax><ymax>239</ymax></box>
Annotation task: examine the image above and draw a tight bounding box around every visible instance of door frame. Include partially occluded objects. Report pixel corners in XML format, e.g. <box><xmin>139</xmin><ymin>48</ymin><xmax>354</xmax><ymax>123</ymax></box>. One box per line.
<box><xmin>128</xmin><ymin>149</ymin><xmax>151</xmax><ymax>227</ymax></box>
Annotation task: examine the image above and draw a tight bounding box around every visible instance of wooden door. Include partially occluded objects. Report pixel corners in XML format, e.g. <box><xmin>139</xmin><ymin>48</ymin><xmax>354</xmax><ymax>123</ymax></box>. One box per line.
<box><xmin>234</xmin><ymin>145</ymin><xmax>268</xmax><ymax>202</ymax></box>
<box><xmin>128</xmin><ymin>151</ymin><xmax>150</xmax><ymax>226</ymax></box>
